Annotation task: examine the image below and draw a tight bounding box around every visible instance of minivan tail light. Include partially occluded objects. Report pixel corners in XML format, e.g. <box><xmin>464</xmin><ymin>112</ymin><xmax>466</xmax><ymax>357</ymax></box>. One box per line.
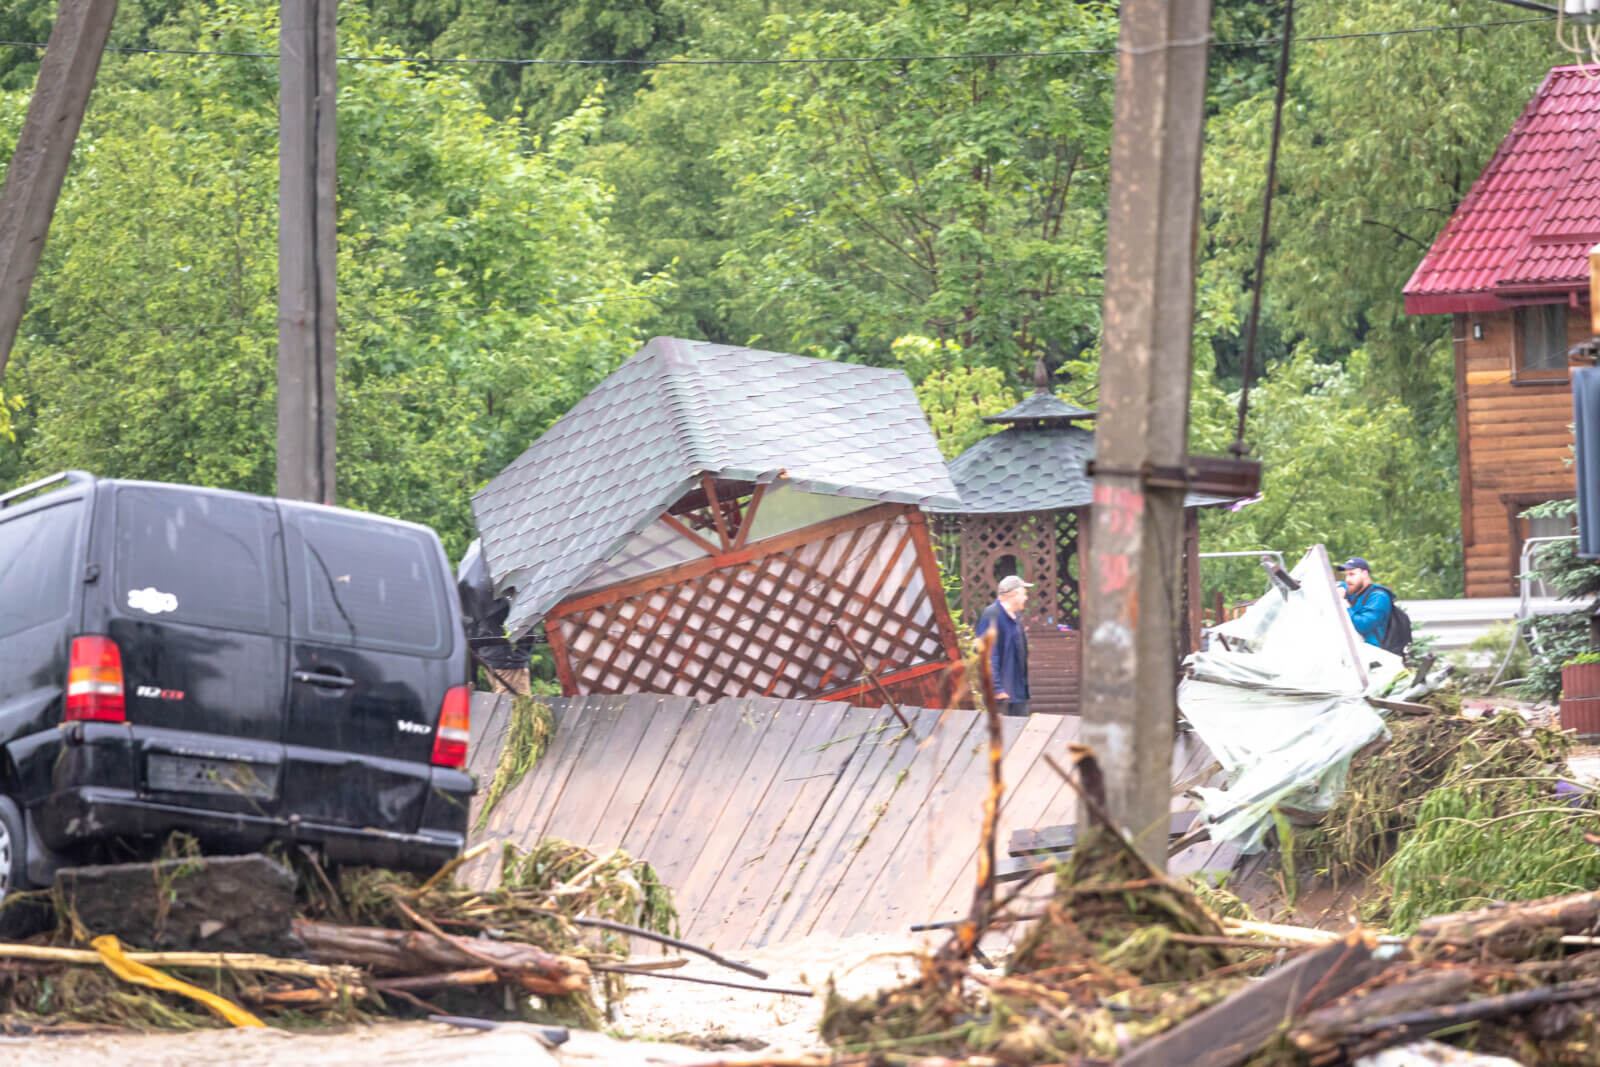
<box><xmin>431</xmin><ymin>685</ymin><xmax>471</xmax><ymax>768</ymax></box>
<box><xmin>66</xmin><ymin>636</ymin><xmax>126</xmax><ymax>723</ymax></box>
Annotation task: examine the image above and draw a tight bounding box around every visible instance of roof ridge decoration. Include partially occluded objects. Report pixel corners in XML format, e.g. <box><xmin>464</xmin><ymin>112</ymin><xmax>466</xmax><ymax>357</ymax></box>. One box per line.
<box><xmin>471</xmin><ymin>337</ymin><xmax>959</xmax><ymax>639</ymax></box>
<box><xmin>1406</xmin><ymin>65</ymin><xmax>1600</xmax><ymax>315</ymax></box>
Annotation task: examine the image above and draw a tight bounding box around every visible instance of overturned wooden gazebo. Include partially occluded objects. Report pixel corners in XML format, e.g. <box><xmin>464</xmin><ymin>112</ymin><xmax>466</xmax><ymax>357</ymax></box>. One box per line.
<box><xmin>472</xmin><ymin>337</ymin><xmax>966</xmax><ymax>707</ymax></box>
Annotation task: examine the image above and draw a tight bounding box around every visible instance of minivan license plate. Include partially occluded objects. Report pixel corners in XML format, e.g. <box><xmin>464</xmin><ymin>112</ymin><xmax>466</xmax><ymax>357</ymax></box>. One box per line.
<box><xmin>146</xmin><ymin>754</ymin><xmax>276</xmax><ymax>800</ymax></box>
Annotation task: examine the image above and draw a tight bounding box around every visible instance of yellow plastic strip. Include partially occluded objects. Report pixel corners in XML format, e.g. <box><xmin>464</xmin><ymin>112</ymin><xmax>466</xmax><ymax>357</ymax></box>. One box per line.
<box><xmin>91</xmin><ymin>934</ymin><xmax>266</xmax><ymax>1028</ymax></box>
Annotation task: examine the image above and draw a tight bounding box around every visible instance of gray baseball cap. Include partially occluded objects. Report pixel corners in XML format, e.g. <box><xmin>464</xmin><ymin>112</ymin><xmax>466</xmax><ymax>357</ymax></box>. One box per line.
<box><xmin>997</xmin><ymin>575</ymin><xmax>1034</xmax><ymax>594</ymax></box>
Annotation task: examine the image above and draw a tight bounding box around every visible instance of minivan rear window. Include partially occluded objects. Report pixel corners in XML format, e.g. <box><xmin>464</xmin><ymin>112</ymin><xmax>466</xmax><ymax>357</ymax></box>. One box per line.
<box><xmin>0</xmin><ymin>501</ymin><xmax>81</xmax><ymax>638</ymax></box>
<box><xmin>290</xmin><ymin>512</ymin><xmax>447</xmax><ymax>655</ymax></box>
<box><xmin>114</xmin><ymin>488</ymin><xmax>282</xmax><ymax>634</ymax></box>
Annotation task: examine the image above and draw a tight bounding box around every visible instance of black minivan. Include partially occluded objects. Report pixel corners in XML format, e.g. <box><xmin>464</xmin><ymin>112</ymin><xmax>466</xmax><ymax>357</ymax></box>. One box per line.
<box><xmin>0</xmin><ymin>472</ymin><xmax>475</xmax><ymax>899</ymax></box>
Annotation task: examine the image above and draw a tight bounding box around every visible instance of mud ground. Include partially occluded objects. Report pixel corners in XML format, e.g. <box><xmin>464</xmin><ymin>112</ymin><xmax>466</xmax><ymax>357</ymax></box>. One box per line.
<box><xmin>0</xmin><ymin>931</ymin><xmax>950</xmax><ymax>1066</ymax></box>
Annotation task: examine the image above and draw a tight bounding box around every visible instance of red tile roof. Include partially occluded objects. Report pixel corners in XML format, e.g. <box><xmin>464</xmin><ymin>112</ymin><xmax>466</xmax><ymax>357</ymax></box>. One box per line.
<box><xmin>1405</xmin><ymin>66</ymin><xmax>1600</xmax><ymax>315</ymax></box>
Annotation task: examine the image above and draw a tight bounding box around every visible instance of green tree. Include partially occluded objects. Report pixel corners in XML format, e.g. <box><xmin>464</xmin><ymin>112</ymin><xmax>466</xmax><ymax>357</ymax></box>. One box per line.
<box><xmin>896</xmin><ymin>336</ymin><xmax>1015</xmax><ymax>460</ymax></box>
<box><xmin>714</xmin><ymin>0</ymin><xmax>1117</xmax><ymax>383</ymax></box>
<box><xmin>1203</xmin><ymin>1</ymin><xmax>1555</xmax><ymax>417</ymax></box>
<box><xmin>1194</xmin><ymin>347</ymin><xmax>1460</xmax><ymax>601</ymax></box>
<box><xmin>1</xmin><ymin>2</ymin><xmax>664</xmax><ymax>557</ymax></box>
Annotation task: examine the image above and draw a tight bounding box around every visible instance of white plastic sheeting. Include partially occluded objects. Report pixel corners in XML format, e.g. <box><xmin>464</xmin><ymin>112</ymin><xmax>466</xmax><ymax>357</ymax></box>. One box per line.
<box><xmin>1178</xmin><ymin>545</ymin><xmax>1408</xmax><ymax>851</ymax></box>
<box><xmin>1354</xmin><ymin>1041</ymin><xmax>1524</xmax><ymax>1067</ymax></box>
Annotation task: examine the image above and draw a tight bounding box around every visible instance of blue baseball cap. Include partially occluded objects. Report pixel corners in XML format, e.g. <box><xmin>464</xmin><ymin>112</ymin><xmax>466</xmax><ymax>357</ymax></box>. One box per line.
<box><xmin>1339</xmin><ymin>557</ymin><xmax>1371</xmax><ymax>573</ymax></box>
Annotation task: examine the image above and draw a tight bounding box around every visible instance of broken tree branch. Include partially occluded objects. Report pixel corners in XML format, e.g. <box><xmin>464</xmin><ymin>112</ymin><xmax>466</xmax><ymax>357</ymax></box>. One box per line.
<box><xmin>292</xmin><ymin>919</ymin><xmax>589</xmax><ymax>995</ymax></box>
<box><xmin>589</xmin><ymin>964</ymin><xmax>813</xmax><ymax>997</ymax></box>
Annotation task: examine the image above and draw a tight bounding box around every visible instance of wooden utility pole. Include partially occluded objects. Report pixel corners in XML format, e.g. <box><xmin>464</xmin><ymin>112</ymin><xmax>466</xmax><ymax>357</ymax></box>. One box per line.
<box><xmin>1080</xmin><ymin>0</ymin><xmax>1213</xmax><ymax>870</ymax></box>
<box><xmin>277</xmin><ymin>0</ymin><xmax>338</xmax><ymax>504</ymax></box>
<box><xmin>0</xmin><ymin>0</ymin><xmax>117</xmax><ymax>382</ymax></box>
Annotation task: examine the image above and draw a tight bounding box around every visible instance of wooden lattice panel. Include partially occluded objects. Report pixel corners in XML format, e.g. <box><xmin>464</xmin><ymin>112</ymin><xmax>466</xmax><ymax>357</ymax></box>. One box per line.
<box><xmin>935</xmin><ymin>510</ymin><xmax>1083</xmax><ymax>631</ymax></box>
<box><xmin>550</xmin><ymin>510</ymin><xmax>957</xmax><ymax>703</ymax></box>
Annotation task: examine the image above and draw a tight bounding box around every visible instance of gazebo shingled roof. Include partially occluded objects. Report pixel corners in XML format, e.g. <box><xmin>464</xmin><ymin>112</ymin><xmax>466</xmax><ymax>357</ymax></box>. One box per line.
<box><xmin>472</xmin><ymin>336</ymin><xmax>960</xmax><ymax>639</ymax></box>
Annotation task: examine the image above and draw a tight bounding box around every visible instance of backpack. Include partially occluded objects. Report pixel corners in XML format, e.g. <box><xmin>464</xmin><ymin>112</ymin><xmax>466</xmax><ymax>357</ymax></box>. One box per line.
<box><xmin>1367</xmin><ymin>584</ymin><xmax>1412</xmax><ymax>657</ymax></box>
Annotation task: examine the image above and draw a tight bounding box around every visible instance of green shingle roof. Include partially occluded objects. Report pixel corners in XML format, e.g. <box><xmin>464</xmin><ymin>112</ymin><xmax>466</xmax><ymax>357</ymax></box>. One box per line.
<box><xmin>938</xmin><ymin>424</ymin><xmax>1098</xmax><ymax>514</ymax></box>
<box><xmin>939</xmin><ymin>418</ymin><xmax>1238</xmax><ymax>515</ymax></box>
<box><xmin>472</xmin><ymin>337</ymin><xmax>960</xmax><ymax>638</ymax></box>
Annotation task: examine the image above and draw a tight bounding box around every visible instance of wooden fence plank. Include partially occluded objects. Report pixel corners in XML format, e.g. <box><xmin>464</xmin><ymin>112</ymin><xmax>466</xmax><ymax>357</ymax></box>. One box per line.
<box><xmin>703</xmin><ymin>700</ymin><xmax>866</xmax><ymax>951</ymax></box>
<box><xmin>508</xmin><ymin>694</ymin><xmax>607</xmax><ymax>848</ymax></box>
<box><xmin>676</xmin><ymin>700</ymin><xmax>821</xmax><ymax>944</ymax></box>
<box><xmin>822</xmin><ymin>708</ymin><xmax>985</xmax><ymax>937</ymax></box>
<box><xmin>617</xmin><ymin>698</ymin><xmax>716</xmax><ymax>859</ymax></box>
<box><xmin>585</xmin><ymin>695</ymin><xmax>695</xmax><ymax>854</ymax></box>
<box><xmin>844</xmin><ymin>715</ymin><xmax>1027</xmax><ymax>937</ymax></box>
<box><xmin>750</xmin><ymin>706</ymin><xmax>904</xmax><ymax>947</ymax></box>
<box><xmin>927</xmin><ymin>713</ymin><xmax>1078</xmax><ymax>922</ymax></box>
<box><xmin>632</xmin><ymin>698</ymin><xmax>780</xmax><ymax>898</ymax></box>
<box><xmin>791</xmin><ymin>706</ymin><xmax>945</xmax><ymax>941</ymax></box>
<box><xmin>562</xmin><ymin>693</ymin><xmax>672</xmax><ymax>852</ymax></box>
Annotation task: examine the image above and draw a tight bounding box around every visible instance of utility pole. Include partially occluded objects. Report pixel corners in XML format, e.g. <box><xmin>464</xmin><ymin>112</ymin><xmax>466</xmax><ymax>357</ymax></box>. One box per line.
<box><xmin>277</xmin><ymin>0</ymin><xmax>338</xmax><ymax>504</ymax></box>
<box><xmin>0</xmin><ymin>0</ymin><xmax>117</xmax><ymax>382</ymax></box>
<box><xmin>1080</xmin><ymin>0</ymin><xmax>1213</xmax><ymax>870</ymax></box>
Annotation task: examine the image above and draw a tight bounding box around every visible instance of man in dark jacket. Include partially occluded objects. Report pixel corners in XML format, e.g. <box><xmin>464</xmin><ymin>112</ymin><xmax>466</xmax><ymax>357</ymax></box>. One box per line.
<box><xmin>1339</xmin><ymin>556</ymin><xmax>1393</xmax><ymax>648</ymax></box>
<box><xmin>975</xmin><ymin>574</ymin><xmax>1032</xmax><ymax>716</ymax></box>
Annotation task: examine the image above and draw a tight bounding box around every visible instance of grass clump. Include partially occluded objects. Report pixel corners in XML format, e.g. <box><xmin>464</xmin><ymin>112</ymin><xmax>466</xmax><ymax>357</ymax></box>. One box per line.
<box><xmin>821</xmin><ymin>826</ymin><xmax>1266</xmax><ymax>1062</ymax></box>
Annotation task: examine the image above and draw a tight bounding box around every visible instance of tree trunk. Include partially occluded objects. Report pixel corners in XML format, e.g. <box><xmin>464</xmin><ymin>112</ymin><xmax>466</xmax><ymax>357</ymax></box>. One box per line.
<box><xmin>291</xmin><ymin>920</ymin><xmax>590</xmax><ymax>995</ymax></box>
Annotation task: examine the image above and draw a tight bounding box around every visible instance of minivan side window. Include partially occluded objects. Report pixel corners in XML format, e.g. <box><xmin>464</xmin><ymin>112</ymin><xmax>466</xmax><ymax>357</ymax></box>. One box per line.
<box><xmin>0</xmin><ymin>502</ymin><xmax>82</xmax><ymax>637</ymax></box>
<box><xmin>291</xmin><ymin>513</ymin><xmax>448</xmax><ymax>655</ymax></box>
<box><xmin>114</xmin><ymin>488</ymin><xmax>283</xmax><ymax>634</ymax></box>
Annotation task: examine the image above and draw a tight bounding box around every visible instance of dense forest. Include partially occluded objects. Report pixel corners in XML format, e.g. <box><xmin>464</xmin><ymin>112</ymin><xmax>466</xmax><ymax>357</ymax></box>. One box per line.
<box><xmin>0</xmin><ymin>1</ymin><xmax>1570</xmax><ymax>597</ymax></box>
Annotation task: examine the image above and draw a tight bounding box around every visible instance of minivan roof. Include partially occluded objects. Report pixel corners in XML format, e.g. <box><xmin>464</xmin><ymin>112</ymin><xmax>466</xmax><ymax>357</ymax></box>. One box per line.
<box><xmin>96</xmin><ymin>475</ymin><xmax>442</xmax><ymax>538</ymax></box>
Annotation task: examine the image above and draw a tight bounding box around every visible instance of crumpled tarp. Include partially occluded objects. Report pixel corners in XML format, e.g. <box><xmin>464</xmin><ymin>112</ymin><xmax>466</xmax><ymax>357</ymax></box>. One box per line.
<box><xmin>1179</xmin><ymin>545</ymin><xmax>1407</xmax><ymax>851</ymax></box>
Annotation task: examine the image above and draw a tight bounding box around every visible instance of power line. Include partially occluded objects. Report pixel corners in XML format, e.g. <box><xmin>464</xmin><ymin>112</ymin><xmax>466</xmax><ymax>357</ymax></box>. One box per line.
<box><xmin>0</xmin><ymin>15</ymin><xmax>1559</xmax><ymax>70</ymax></box>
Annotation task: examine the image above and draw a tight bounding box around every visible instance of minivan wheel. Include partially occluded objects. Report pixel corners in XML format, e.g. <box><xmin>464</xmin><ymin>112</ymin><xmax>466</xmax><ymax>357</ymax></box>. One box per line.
<box><xmin>0</xmin><ymin>797</ymin><xmax>45</xmax><ymax>938</ymax></box>
<box><xmin>0</xmin><ymin>797</ymin><xmax>22</xmax><ymax>904</ymax></box>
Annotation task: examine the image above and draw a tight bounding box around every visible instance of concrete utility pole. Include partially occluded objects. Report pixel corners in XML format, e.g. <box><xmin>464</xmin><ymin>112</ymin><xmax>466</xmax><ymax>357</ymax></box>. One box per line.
<box><xmin>0</xmin><ymin>0</ymin><xmax>117</xmax><ymax>383</ymax></box>
<box><xmin>278</xmin><ymin>0</ymin><xmax>338</xmax><ymax>504</ymax></box>
<box><xmin>1080</xmin><ymin>0</ymin><xmax>1213</xmax><ymax>870</ymax></box>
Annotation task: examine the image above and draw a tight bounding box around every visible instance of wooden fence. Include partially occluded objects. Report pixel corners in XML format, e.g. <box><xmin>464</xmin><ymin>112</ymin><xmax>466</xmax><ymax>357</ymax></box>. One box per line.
<box><xmin>463</xmin><ymin>693</ymin><xmax>1234</xmax><ymax>952</ymax></box>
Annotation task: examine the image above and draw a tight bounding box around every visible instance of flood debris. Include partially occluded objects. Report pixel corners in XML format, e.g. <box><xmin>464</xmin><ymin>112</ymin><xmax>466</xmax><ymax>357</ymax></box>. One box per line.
<box><xmin>0</xmin><ymin>834</ymin><xmax>719</xmax><ymax>1034</ymax></box>
<box><xmin>1292</xmin><ymin>705</ymin><xmax>1573</xmax><ymax>907</ymax></box>
<box><xmin>811</xmin><ymin>724</ymin><xmax>1600</xmax><ymax>1067</ymax></box>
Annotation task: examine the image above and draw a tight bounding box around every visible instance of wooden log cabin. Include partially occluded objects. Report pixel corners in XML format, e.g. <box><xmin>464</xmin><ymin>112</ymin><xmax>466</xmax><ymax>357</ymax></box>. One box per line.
<box><xmin>470</xmin><ymin>337</ymin><xmax>966</xmax><ymax>708</ymax></box>
<box><xmin>1405</xmin><ymin>66</ymin><xmax>1595</xmax><ymax>597</ymax></box>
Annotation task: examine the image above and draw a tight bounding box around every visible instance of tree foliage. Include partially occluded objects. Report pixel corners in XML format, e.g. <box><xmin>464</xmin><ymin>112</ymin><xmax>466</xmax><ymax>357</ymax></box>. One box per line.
<box><xmin>1194</xmin><ymin>347</ymin><xmax>1460</xmax><ymax>600</ymax></box>
<box><xmin>0</xmin><ymin>2</ymin><xmax>663</xmax><ymax>557</ymax></box>
<box><xmin>715</xmin><ymin>0</ymin><xmax>1116</xmax><ymax>385</ymax></box>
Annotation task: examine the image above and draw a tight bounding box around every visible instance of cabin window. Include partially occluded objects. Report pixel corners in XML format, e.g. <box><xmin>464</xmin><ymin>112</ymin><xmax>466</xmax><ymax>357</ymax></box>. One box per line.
<box><xmin>1513</xmin><ymin>304</ymin><xmax>1569</xmax><ymax>382</ymax></box>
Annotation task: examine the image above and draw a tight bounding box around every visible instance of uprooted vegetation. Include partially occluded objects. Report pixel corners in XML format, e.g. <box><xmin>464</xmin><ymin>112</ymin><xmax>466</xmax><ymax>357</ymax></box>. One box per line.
<box><xmin>1288</xmin><ymin>701</ymin><xmax>1579</xmax><ymax>926</ymax></box>
<box><xmin>821</xmin><ymin>774</ymin><xmax>1275</xmax><ymax>1062</ymax></box>
<box><xmin>0</xmin><ymin>836</ymin><xmax>674</xmax><ymax>1034</ymax></box>
<box><xmin>819</xmin><ymin>693</ymin><xmax>1600</xmax><ymax>1066</ymax></box>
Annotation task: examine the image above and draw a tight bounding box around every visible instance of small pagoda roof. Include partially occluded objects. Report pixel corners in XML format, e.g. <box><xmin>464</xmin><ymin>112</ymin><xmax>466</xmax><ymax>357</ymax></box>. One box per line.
<box><xmin>937</xmin><ymin>423</ymin><xmax>1097</xmax><ymax>514</ymax></box>
<box><xmin>981</xmin><ymin>391</ymin><xmax>1097</xmax><ymax>426</ymax></box>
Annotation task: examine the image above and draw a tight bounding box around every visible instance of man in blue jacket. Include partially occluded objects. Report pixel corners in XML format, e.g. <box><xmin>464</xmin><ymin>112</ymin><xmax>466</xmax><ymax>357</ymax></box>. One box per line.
<box><xmin>1339</xmin><ymin>556</ymin><xmax>1393</xmax><ymax>648</ymax></box>
<box><xmin>975</xmin><ymin>574</ymin><xmax>1032</xmax><ymax>716</ymax></box>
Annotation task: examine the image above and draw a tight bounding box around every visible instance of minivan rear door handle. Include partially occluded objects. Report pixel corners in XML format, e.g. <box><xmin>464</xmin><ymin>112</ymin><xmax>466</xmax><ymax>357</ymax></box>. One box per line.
<box><xmin>293</xmin><ymin>670</ymin><xmax>355</xmax><ymax>689</ymax></box>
